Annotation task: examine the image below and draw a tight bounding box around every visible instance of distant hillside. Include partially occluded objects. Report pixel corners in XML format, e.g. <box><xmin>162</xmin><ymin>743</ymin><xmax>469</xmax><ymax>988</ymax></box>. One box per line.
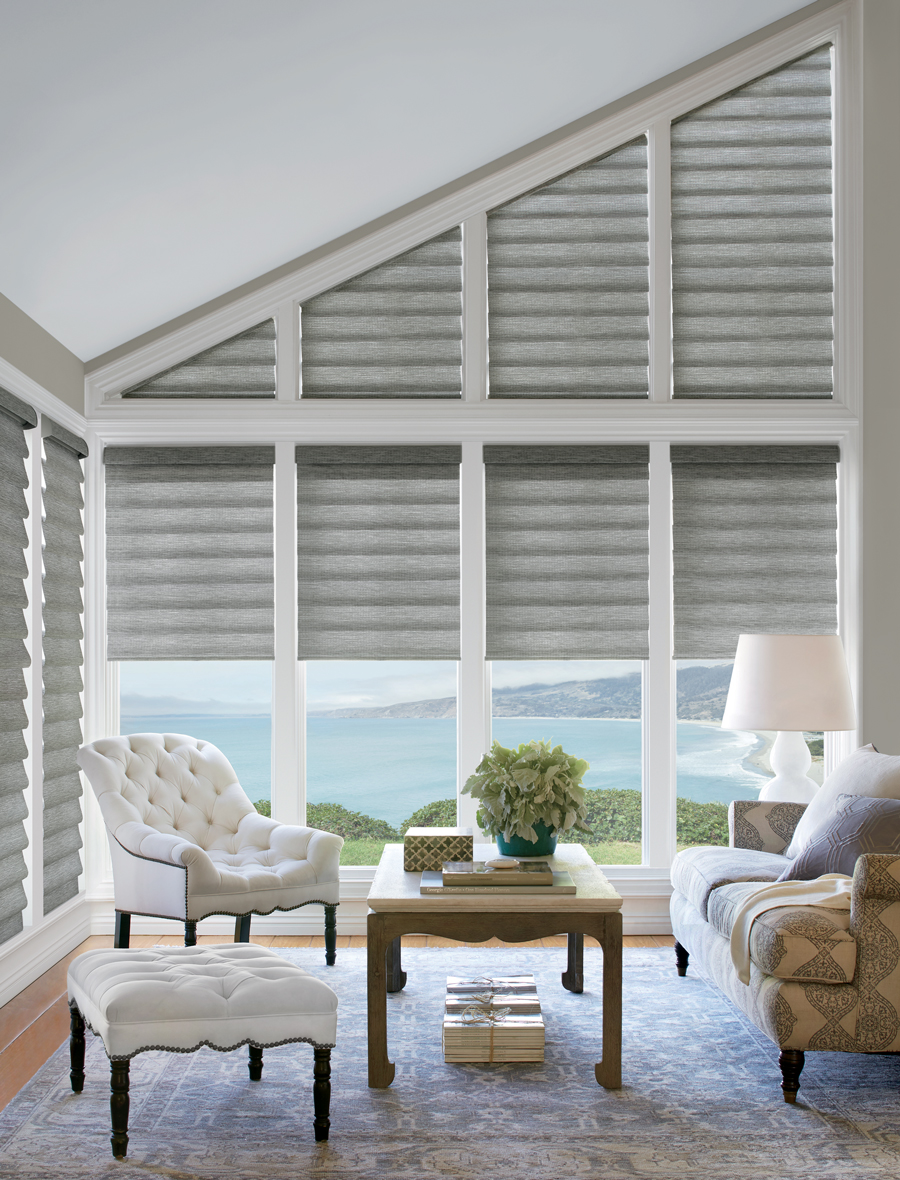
<box><xmin>309</xmin><ymin>664</ymin><xmax>733</xmax><ymax>721</ymax></box>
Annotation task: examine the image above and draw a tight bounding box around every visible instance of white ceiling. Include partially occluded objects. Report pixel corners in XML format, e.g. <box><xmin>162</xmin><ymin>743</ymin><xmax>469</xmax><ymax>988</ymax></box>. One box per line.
<box><xmin>0</xmin><ymin>0</ymin><xmax>813</xmax><ymax>362</ymax></box>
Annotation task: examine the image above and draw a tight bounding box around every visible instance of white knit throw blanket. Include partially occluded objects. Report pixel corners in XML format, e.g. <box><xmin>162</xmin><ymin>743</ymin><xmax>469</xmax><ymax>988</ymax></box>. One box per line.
<box><xmin>730</xmin><ymin>874</ymin><xmax>853</xmax><ymax>984</ymax></box>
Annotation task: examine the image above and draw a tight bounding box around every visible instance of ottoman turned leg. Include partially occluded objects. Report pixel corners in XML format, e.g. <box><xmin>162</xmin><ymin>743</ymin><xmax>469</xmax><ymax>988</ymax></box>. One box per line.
<box><xmin>249</xmin><ymin>1044</ymin><xmax>264</xmax><ymax>1081</ymax></box>
<box><xmin>313</xmin><ymin>1047</ymin><xmax>331</xmax><ymax>1142</ymax></box>
<box><xmin>110</xmin><ymin>1060</ymin><xmax>130</xmax><ymax>1159</ymax></box>
<box><xmin>69</xmin><ymin>1005</ymin><xmax>85</xmax><ymax>1092</ymax></box>
<box><xmin>184</xmin><ymin>920</ymin><xmax>197</xmax><ymax>946</ymax></box>
<box><xmin>114</xmin><ymin>912</ymin><xmax>131</xmax><ymax>949</ymax></box>
<box><xmin>235</xmin><ymin>914</ymin><xmax>252</xmax><ymax>943</ymax></box>
<box><xmin>324</xmin><ymin>905</ymin><xmax>337</xmax><ymax>966</ymax></box>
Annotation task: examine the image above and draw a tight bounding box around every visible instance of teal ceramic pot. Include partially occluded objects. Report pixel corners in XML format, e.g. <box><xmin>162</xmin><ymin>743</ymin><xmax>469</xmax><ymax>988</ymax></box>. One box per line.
<box><xmin>497</xmin><ymin>820</ymin><xmax>558</xmax><ymax>858</ymax></box>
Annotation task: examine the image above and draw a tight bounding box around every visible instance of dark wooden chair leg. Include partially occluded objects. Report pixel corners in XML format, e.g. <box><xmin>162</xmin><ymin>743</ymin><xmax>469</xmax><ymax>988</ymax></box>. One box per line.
<box><xmin>69</xmin><ymin>1005</ymin><xmax>85</xmax><ymax>1092</ymax></box>
<box><xmin>313</xmin><ymin>1046</ymin><xmax>331</xmax><ymax>1141</ymax></box>
<box><xmin>248</xmin><ymin>1044</ymin><xmax>263</xmax><ymax>1081</ymax></box>
<box><xmin>674</xmin><ymin>940</ymin><xmax>689</xmax><ymax>977</ymax></box>
<box><xmin>235</xmin><ymin>914</ymin><xmax>252</xmax><ymax>943</ymax></box>
<box><xmin>386</xmin><ymin>935</ymin><xmax>407</xmax><ymax>992</ymax></box>
<box><xmin>110</xmin><ymin>1060</ymin><xmax>130</xmax><ymax>1159</ymax></box>
<box><xmin>324</xmin><ymin>905</ymin><xmax>337</xmax><ymax>966</ymax></box>
<box><xmin>114</xmin><ymin>912</ymin><xmax>131</xmax><ymax>949</ymax></box>
<box><xmin>779</xmin><ymin>1048</ymin><xmax>805</xmax><ymax>1103</ymax></box>
<box><xmin>184</xmin><ymin>920</ymin><xmax>197</xmax><ymax>946</ymax></box>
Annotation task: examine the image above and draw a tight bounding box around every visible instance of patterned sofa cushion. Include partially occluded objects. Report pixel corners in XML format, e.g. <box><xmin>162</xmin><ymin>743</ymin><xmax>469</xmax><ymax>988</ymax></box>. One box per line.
<box><xmin>670</xmin><ymin>846</ymin><xmax>791</xmax><ymax>919</ymax></box>
<box><xmin>708</xmin><ymin>880</ymin><xmax>855</xmax><ymax>984</ymax></box>
<box><xmin>778</xmin><ymin>794</ymin><xmax>900</xmax><ymax>881</ymax></box>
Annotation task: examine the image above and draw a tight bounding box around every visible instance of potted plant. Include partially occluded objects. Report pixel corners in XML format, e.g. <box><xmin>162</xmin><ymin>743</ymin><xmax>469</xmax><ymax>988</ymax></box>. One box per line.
<box><xmin>461</xmin><ymin>739</ymin><xmax>593</xmax><ymax>856</ymax></box>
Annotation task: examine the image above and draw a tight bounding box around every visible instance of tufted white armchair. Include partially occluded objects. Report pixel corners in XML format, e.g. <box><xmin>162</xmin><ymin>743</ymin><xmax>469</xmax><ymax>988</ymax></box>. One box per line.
<box><xmin>77</xmin><ymin>733</ymin><xmax>344</xmax><ymax>963</ymax></box>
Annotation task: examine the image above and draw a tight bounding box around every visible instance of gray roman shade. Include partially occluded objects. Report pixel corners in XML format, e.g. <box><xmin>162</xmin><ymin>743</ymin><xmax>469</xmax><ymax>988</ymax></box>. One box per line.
<box><xmin>42</xmin><ymin>420</ymin><xmax>88</xmax><ymax>914</ymax></box>
<box><xmin>487</xmin><ymin>137</ymin><xmax>649</xmax><ymax>398</ymax></box>
<box><xmin>0</xmin><ymin>388</ymin><xmax>36</xmax><ymax>945</ymax></box>
<box><xmin>296</xmin><ymin>446</ymin><xmax>461</xmax><ymax>658</ymax></box>
<box><xmin>671</xmin><ymin>45</ymin><xmax>833</xmax><ymax>399</ymax></box>
<box><xmin>484</xmin><ymin>446</ymin><xmax>650</xmax><ymax>659</ymax></box>
<box><xmin>672</xmin><ymin>445</ymin><xmax>839</xmax><ymax>658</ymax></box>
<box><xmin>122</xmin><ymin>321</ymin><xmax>276</xmax><ymax>398</ymax></box>
<box><xmin>105</xmin><ymin>447</ymin><xmax>275</xmax><ymax>659</ymax></box>
<box><xmin>300</xmin><ymin>228</ymin><xmax>462</xmax><ymax>398</ymax></box>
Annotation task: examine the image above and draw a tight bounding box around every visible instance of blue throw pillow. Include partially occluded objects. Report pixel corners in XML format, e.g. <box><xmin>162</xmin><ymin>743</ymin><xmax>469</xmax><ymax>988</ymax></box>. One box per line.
<box><xmin>778</xmin><ymin>793</ymin><xmax>900</xmax><ymax>881</ymax></box>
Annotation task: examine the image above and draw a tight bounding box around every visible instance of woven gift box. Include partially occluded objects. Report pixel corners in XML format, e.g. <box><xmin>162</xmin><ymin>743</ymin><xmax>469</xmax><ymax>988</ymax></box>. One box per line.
<box><xmin>403</xmin><ymin>827</ymin><xmax>473</xmax><ymax>872</ymax></box>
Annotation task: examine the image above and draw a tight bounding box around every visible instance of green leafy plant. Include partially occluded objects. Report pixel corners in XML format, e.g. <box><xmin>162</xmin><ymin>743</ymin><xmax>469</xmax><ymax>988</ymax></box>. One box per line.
<box><xmin>461</xmin><ymin>739</ymin><xmax>593</xmax><ymax>842</ymax></box>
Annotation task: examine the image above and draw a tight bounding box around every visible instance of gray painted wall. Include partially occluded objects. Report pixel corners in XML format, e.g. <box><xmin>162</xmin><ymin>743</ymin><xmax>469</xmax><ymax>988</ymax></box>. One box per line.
<box><xmin>0</xmin><ymin>291</ymin><xmax>83</xmax><ymax>412</ymax></box>
<box><xmin>861</xmin><ymin>0</ymin><xmax>900</xmax><ymax>752</ymax></box>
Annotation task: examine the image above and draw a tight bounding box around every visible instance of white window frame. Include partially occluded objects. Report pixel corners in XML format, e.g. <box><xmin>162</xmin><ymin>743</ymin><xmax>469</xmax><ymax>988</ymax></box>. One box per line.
<box><xmin>79</xmin><ymin>1</ymin><xmax>863</xmax><ymax>931</ymax></box>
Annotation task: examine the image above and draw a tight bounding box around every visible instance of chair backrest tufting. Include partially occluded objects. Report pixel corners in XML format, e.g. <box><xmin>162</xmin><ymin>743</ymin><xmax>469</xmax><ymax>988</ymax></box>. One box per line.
<box><xmin>77</xmin><ymin>733</ymin><xmax>257</xmax><ymax>852</ymax></box>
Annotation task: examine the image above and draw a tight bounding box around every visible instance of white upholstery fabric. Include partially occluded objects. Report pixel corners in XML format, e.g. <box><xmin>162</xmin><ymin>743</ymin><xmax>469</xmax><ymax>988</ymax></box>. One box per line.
<box><xmin>77</xmin><ymin>734</ymin><xmax>342</xmax><ymax>920</ymax></box>
<box><xmin>67</xmin><ymin>945</ymin><xmax>338</xmax><ymax>1060</ymax></box>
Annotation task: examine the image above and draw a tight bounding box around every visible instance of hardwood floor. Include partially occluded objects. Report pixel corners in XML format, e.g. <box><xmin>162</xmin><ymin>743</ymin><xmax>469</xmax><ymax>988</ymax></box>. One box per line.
<box><xmin>0</xmin><ymin>932</ymin><xmax>675</xmax><ymax>1112</ymax></box>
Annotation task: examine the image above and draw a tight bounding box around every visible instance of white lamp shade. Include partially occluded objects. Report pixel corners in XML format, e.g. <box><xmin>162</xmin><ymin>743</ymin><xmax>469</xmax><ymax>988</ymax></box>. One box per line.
<box><xmin>721</xmin><ymin>634</ymin><xmax>856</xmax><ymax>732</ymax></box>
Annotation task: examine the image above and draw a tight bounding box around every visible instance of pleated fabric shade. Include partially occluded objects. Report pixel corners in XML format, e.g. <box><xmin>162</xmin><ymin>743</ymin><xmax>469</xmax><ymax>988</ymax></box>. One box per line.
<box><xmin>105</xmin><ymin>447</ymin><xmax>275</xmax><ymax>660</ymax></box>
<box><xmin>487</xmin><ymin>136</ymin><xmax>649</xmax><ymax>399</ymax></box>
<box><xmin>121</xmin><ymin>321</ymin><xmax>276</xmax><ymax>399</ymax></box>
<box><xmin>484</xmin><ymin>446</ymin><xmax>650</xmax><ymax>659</ymax></box>
<box><xmin>671</xmin><ymin>44</ymin><xmax>833</xmax><ymax>399</ymax></box>
<box><xmin>671</xmin><ymin>445</ymin><xmax>839</xmax><ymax>659</ymax></box>
<box><xmin>41</xmin><ymin>420</ymin><xmax>88</xmax><ymax>915</ymax></box>
<box><xmin>0</xmin><ymin>388</ymin><xmax>36</xmax><ymax>945</ymax></box>
<box><xmin>296</xmin><ymin>446</ymin><xmax>461</xmax><ymax>659</ymax></box>
<box><xmin>300</xmin><ymin>228</ymin><xmax>462</xmax><ymax>398</ymax></box>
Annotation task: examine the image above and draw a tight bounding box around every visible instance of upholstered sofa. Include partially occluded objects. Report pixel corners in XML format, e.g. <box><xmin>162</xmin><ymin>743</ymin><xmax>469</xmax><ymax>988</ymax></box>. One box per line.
<box><xmin>670</xmin><ymin>745</ymin><xmax>900</xmax><ymax>1102</ymax></box>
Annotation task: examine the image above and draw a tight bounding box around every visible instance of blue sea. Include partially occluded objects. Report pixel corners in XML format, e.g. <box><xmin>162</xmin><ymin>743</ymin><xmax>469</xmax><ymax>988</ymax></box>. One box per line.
<box><xmin>121</xmin><ymin>714</ymin><xmax>768</xmax><ymax>829</ymax></box>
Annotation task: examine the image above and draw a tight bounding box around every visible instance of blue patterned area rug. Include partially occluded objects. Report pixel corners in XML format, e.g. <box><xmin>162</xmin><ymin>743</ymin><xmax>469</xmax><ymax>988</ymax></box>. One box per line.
<box><xmin>1</xmin><ymin>947</ymin><xmax>899</xmax><ymax>1180</ymax></box>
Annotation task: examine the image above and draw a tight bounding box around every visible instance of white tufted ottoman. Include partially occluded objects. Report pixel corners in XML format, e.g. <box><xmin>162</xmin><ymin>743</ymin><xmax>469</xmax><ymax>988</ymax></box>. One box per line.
<box><xmin>67</xmin><ymin>944</ymin><xmax>338</xmax><ymax>1159</ymax></box>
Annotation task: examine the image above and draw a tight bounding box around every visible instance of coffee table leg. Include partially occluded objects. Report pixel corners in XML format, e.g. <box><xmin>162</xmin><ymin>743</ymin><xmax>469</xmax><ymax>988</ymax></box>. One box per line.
<box><xmin>594</xmin><ymin>913</ymin><xmax>622</xmax><ymax>1089</ymax></box>
<box><xmin>562</xmin><ymin>932</ymin><xmax>584</xmax><ymax>993</ymax></box>
<box><xmin>386</xmin><ymin>936</ymin><xmax>407</xmax><ymax>992</ymax></box>
<box><xmin>367</xmin><ymin>912</ymin><xmax>395</xmax><ymax>1088</ymax></box>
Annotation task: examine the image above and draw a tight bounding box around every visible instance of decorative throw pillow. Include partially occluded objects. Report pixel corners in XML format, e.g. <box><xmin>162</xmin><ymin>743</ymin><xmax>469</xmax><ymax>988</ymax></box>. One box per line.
<box><xmin>785</xmin><ymin>744</ymin><xmax>900</xmax><ymax>859</ymax></box>
<box><xmin>778</xmin><ymin>793</ymin><xmax>900</xmax><ymax>881</ymax></box>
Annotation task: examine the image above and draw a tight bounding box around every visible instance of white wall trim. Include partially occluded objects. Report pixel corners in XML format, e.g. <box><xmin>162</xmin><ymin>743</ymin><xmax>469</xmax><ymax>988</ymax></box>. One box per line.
<box><xmin>0</xmin><ymin>895</ymin><xmax>91</xmax><ymax>1009</ymax></box>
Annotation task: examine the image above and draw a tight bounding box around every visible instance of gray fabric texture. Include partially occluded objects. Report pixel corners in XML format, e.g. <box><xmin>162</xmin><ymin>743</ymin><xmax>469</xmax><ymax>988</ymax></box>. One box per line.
<box><xmin>296</xmin><ymin>446</ymin><xmax>461</xmax><ymax>659</ymax></box>
<box><xmin>484</xmin><ymin>445</ymin><xmax>649</xmax><ymax>659</ymax></box>
<box><xmin>121</xmin><ymin>321</ymin><xmax>276</xmax><ymax>399</ymax></box>
<box><xmin>671</xmin><ymin>444</ymin><xmax>838</xmax><ymax>658</ymax></box>
<box><xmin>42</xmin><ymin>429</ymin><xmax>86</xmax><ymax>914</ymax></box>
<box><xmin>779</xmin><ymin>794</ymin><xmax>900</xmax><ymax>882</ymax></box>
<box><xmin>104</xmin><ymin>446</ymin><xmax>275</xmax><ymax>660</ymax></box>
<box><xmin>487</xmin><ymin>137</ymin><xmax>648</xmax><ymax>399</ymax></box>
<box><xmin>669</xmin><ymin>844</ymin><xmax>791</xmax><ymax>919</ymax></box>
<box><xmin>671</xmin><ymin>44</ymin><xmax>833</xmax><ymax>399</ymax></box>
<box><xmin>300</xmin><ymin>228</ymin><xmax>462</xmax><ymax>398</ymax></box>
<box><xmin>0</xmin><ymin>404</ymin><xmax>33</xmax><ymax>944</ymax></box>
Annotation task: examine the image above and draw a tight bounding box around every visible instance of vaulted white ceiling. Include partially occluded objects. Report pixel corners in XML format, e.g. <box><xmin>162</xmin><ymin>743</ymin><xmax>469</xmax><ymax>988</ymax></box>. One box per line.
<box><xmin>0</xmin><ymin>0</ymin><xmax>813</xmax><ymax>361</ymax></box>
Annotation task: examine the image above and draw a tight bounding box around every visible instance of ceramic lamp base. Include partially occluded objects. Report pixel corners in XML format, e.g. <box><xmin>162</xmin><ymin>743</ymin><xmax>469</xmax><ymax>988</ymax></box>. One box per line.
<box><xmin>757</xmin><ymin>730</ymin><xmax>820</xmax><ymax>803</ymax></box>
<box><xmin>497</xmin><ymin>821</ymin><xmax>558</xmax><ymax>858</ymax></box>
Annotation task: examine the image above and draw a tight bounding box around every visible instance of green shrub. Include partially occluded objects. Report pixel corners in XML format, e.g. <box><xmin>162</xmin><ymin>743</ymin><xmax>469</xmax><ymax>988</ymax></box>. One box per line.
<box><xmin>399</xmin><ymin>798</ymin><xmax>457</xmax><ymax>836</ymax></box>
<box><xmin>676</xmin><ymin>797</ymin><xmax>728</xmax><ymax>846</ymax></box>
<box><xmin>560</xmin><ymin>787</ymin><xmax>641</xmax><ymax>843</ymax></box>
<box><xmin>806</xmin><ymin>738</ymin><xmax>824</xmax><ymax>758</ymax></box>
<box><xmin>253</xmin><ymin>799</ymin><xmax>271</xmax><ymax>817</ymax></box>
<box><xmin>306</xmin><ymin>802</ymin><xmax>398</xmax><ymax>841</ymax></box>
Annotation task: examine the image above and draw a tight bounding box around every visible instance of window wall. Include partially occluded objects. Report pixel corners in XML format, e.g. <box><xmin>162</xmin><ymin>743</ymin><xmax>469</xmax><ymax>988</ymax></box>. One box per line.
<box><xmin>89</xmin><ymin>9</ymin><xmax>859</xmax><ymax>887</ymax></box>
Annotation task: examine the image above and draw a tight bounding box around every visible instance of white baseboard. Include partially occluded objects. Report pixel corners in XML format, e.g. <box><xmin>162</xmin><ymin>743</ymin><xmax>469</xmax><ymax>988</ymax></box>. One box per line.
<box><xmin>0</xmin><ymin>895</ymin><xmax>92</xmax><ymax>1009</ymax></box>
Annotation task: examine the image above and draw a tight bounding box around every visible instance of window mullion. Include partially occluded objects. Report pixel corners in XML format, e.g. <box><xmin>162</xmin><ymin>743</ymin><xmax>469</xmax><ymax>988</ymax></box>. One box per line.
<box><xmin>458</xmin><ymin>440</ymin><xmax>489</xmax><ymax>838</ymax></box>
<box><xmin>272</xmin><ymin>441</ymin><xmax>301</xmax><ymax>825</ymax></box>
<box><xmin>275</xmin><ymin>301</ymin><xmax>299</xmax><ymax>402</ymax></box>
<box><xmin>644</xmin><ymin>440</ymin><xmax>675</xmax><ymax>868</ymax></box>
<box><xmin>648</xmin><ymin>119</ymin><xmax>672</xmax><ymax>404</ymax></box>
<box><xmin>22</xmin><ymin>426</ymin><xmax>43</xmax><ymax>927</ymax></box>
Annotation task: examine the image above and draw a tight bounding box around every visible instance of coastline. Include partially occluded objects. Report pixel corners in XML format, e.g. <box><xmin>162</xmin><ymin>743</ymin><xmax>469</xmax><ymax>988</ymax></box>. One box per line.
<box><xmin>678</xmin><ymin>719</ymin><xmax>774</xmax><ymax>780</ymax></box>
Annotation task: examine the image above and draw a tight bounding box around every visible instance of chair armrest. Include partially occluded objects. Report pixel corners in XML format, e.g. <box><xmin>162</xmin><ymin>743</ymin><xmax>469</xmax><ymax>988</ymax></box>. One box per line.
<box><xmin>113</xmin><ymin>820</ymin><xmax>196</xmax><ymax>867</ymax></box>
<box><xmin>729</xmin><ymin>800</ymin><xmax>808</xmax><ymax>853</ymax></box>
<box><xmin>266</xmin><ymin>823</ymin><xmax>343</xmax><ymax>880</ymax></box>
<box><xmin>850</xmin><ymin>855</ymin><xmax>900</xmax><ymax>1043</ymax></box>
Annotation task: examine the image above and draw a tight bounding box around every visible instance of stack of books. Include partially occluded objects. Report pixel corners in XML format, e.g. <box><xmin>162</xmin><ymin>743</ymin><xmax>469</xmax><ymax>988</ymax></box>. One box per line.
<box><xmin>420</xmin><ymin>857</ymin><xmax>576</xmax><ymax>895</ymax></box>
<box><xmin>442</xmin><ymin>974</ymin><xmax>545</xmax><ymax>1063</ymax></box>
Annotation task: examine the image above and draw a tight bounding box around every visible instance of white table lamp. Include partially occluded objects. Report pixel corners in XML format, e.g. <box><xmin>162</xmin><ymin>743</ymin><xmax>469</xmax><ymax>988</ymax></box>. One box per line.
<box><xmin>721</xmin><ymin>634</ymin><xmax>856</xmax><ymax>803</ymax></box>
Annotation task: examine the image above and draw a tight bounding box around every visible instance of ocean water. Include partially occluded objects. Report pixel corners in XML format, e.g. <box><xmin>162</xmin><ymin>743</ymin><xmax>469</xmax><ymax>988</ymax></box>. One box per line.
<box><xmin>122</xmin><ymin>714</ymin><xmax>767</xmax><ymax>829</ymax></box>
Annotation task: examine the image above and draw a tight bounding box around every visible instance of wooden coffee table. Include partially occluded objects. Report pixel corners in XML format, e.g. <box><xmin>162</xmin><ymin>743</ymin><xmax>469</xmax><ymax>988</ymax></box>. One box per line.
<box><xmin>366</xmin><ymin>842</ymin><xmax>623</xmax><ymax>1089</ymax></box>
